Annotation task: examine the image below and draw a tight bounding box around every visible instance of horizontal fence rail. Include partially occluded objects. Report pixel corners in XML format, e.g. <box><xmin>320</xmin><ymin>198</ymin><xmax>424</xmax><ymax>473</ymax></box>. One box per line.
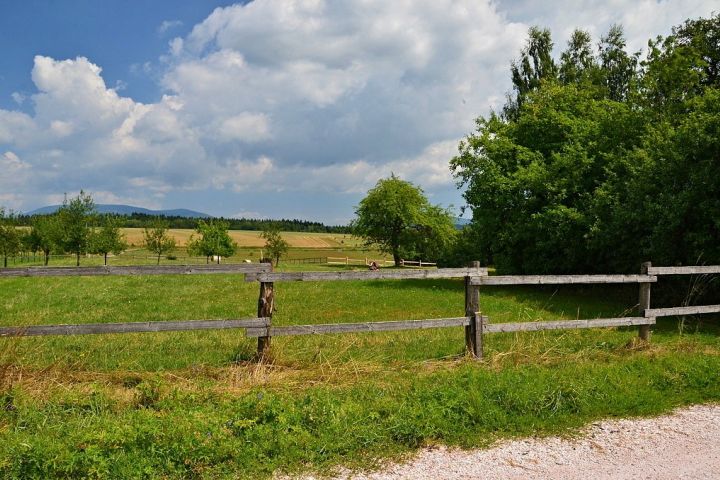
<box><xmin>470</xmin><ymin>274</ymin><xmax>657</xmax><ymax>286</ymax></box>
<box><xmin>246</xmin><ymin>317</ymin><xmax>472</xmax><ymax>337</ymax></box>
<box><xmin>483</xmin><ymin>317</ymin><xmax>655</xmax><ymax>333</ymax></box>
<box><xmin>0</xmin><ymin>318</ymin><xmax>270</xmax><ymax>337</ymax></box>
<box><xmin>647</xmin><ymin>266</ymin><xmax>720</xmax><ymax>275</ymax></box>
<box><xmin>0</xmin><ymin>264</ymin><xmax>271</xmax><ymax>277</ymax></box>
<box><xmin>644</xmin><ymin>305</ymin><xmax>720</xmax><ymax>317</ymax></box>
<box><xmin>246</xmin><ymin>267</ymin><xmax>488</xmax><ymax>283</ymax></box>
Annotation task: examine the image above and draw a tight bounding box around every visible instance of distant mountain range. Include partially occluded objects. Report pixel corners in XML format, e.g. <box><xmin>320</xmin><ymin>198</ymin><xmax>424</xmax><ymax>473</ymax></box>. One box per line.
<box><xmin>25</xmin><ymin>204</ymin><xmax>212</xmax><ymax>218</ymax></box>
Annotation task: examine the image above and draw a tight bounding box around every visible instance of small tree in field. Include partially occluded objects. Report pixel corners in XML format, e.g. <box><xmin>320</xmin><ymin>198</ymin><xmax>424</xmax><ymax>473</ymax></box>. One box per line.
<box><xmin>187</xmin><ymin>220</ymin><xmax>237</xmax><ymax>264</ymax></box>
<box><xmin>0</xmin><ymin>208</ymin><xmax>21</xmax><ymax>268</ymax></box>
<box><xmin>352</xmin><ymin>175</ymin><xmax>456</xmax><ymax>266</ymax></box>
<box><xmin>57</xmin><ymin>191</ymin><xmax>96</xmax><ymax>266</ymax></box>
<box><xmin>143</xmin><ymin>219</ymin><xmax>176</xmax><ymax>265</ymax></box>
<box><xmin>29</xmin><ymin>215</ymin><xmax>62</xmax><ymax>265</ymax></box>
<box><xmin>93</xmin><ymin>216</ymin><xmax>128</xmax><ymax>265</ymax></box>
<box><xmin>261</xmin><ymin>224</ymin><xmax>289</xmax><ymax>267</ymax></box>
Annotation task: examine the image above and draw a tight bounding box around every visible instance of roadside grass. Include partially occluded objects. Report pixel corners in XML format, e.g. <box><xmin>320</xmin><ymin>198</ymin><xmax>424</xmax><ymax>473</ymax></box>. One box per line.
<box><xmin>0</xmin><ymin>270</ymin><xmax>718</xmax><ymax>478</ymax></box>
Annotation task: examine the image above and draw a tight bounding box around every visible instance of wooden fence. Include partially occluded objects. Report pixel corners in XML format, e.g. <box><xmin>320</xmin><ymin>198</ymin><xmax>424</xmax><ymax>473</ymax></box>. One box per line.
<box><xmin>0</xmin><ymin>261</ymin><xmax>717</xmax><ymax>361</ymax></box>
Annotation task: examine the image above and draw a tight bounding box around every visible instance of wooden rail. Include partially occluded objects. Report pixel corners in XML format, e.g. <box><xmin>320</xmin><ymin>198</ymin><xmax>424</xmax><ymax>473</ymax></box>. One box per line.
<box><xmin>470</xmin><ymin>274</ymin><xmax>656</xmax><ymax>285</ymax></box>
<box><xmin>0</xmin><ymin>318</ymin><xmax>270</xmax><ymax>337</ymax></box>
<box><xmin>483</xmin><ymin>317</ymin><xmax>654</xmax><ymax>333</ymax></box>
<box><xmin>645</xmin><ymin>305</ymin><xmax>720</xmax><ymax>317</ymax></box>
<box><xmin>246</xmin><ymin>317</ymin><xmax>471</xmax><ymax>337</ymax></box>
<box><xmin>246</xmin><ymin>267</ymin><xmax>488</xmax><ymax>283</ymax></box>
<box><xmin>647</xmin><ymin>266</ymin><xmax>720</xmax><ymax>275</ymax></box>
<box><xmin>0</xmin><ymin>264</ymin><xmax>271</xmax><ymax>277</ymax></box>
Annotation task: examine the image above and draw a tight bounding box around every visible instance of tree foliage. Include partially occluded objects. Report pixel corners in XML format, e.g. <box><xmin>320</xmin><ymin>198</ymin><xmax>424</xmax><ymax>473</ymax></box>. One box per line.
<box><xmin>260</xmin><ymin>224</ymin><xmax>289</xmax><ymax>267</ymax></box>
<box><xmin>92</xmin><ymin>216</ymin><xmax>128</xmax><ymax>265</ymax></box>
<box><xmin>352</xmin><ymin>176</ymin><xmax>456</xmax><ymax>266</ymax></box>
<box><xmin>453</xmin><ymin>14</ymin><xmax>720</xmax><ymax>274</ymax></box>
<box><xmin>28</xmin><ymin>215</ymin><xmax>63</xmax><ymax>265</ymax></box>
<box><xmin>143</xmin><ymin>219</ymin><xmax>176</xmax><ymax>265</ymax></box>
<box><xmin>0</xmin><ymin>208</ymin><xmax>21</xmax><ymax>268</ymax></box>
<box><xmin>187</xmin><ymin>220</ymin><xmax>238</xmax><ymax>263</ymax></box>
<box><xmin>57</xmin><ymin>191</ymin><xmax>96</xmax><ymax>266</ymax></box>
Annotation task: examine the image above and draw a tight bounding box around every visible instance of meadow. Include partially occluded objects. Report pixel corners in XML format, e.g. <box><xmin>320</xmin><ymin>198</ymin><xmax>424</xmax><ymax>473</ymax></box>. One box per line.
<box><xmin>0</xmin><ymin>253</ymin><xmax>719</xmax><ymax>478</ymax></box>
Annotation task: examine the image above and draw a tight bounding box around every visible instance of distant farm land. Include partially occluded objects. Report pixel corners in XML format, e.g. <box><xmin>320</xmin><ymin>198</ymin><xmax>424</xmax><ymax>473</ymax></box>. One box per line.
<box><xmin>121</xmin><ymin>228</ymin><xmax>363</xmax><ymax>248</ymax></box>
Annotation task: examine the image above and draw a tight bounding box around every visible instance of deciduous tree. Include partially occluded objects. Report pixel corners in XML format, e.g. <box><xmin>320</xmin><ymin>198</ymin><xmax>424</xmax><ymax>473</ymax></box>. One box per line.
<box><xmin>57</xmin><ymin>191</ymin><xmax>96</xmax><ymax>266</ymax></box>
<box><xmin>352</xmin><ymin>176</ymin><xmax>456</xmax><ymax>267</ymax></box>
<box><xmin>187</xmin><ymin>220</ymin><xmax>237</xmax><ymax>263</ymax></box>
<box><xmin>143</xmin><ymin>219</ymin><xmax>176</xmax><ymax>265</ymax></box>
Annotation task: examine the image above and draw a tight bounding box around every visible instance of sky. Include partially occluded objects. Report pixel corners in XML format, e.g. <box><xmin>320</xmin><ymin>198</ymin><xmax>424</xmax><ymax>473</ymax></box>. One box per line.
<box><xmin>0</xmin><ymin>0</ymin><xmax>717</xmax><ymax>224</ymax></box>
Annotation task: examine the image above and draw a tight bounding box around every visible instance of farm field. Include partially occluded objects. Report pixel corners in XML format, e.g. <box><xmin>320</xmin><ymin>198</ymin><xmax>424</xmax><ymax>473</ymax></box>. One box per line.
<box><xmin>121</xmin><ymin>228</ymin><xmax>362</xmax><ymax>249</ymax></box>
<box><xmin>0</xmin><ymin>267</ymin><xmax>719</xmax><ymax>478</ymax></box>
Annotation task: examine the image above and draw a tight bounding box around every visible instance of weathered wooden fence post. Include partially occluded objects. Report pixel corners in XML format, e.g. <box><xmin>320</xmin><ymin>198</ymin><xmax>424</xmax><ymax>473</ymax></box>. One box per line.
<box><xmin>465</xmin><ymin>260</ymin><xmax>481</xmax><ymax>358</ymax></box>
<box><xmin>257</xmin><ymin>264</ymin><xmax>275</xmax><ymax>358</ymax></box>
<box><xmin>638</xmin><ymin>261</ymin><xmax>652</xmax><ymax>342</ymax></box>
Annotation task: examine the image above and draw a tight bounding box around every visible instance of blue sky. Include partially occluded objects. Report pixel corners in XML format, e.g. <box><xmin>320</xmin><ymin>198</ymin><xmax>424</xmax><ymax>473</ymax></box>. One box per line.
<box><xmin>0</xmin><ymin>0</ymin><xmax>716</xmax><ymax>223</ymax></box>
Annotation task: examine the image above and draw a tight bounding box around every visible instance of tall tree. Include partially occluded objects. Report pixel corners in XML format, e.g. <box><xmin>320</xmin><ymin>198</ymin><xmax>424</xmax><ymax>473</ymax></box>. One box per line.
<box><xmin>57</xmin><ymin>191</ymin><xmax>96</xmax><ymax>266</ymax></box>
<box><xmin>92</xmin><ymin>216</ymin><xmax>128</xmax><ymax>265</ymax></box>
<box><xmin>260</xmin><ymin>224</ymin><xmax>289</xmax><ymax>267</ymax></box>
<box><xmin>506</xmin><ymin>26</ymin><xmax>557</xmax><ymax>118</ymax></box>
<box><xmin>143</xmin><ymin>219</ymin><xmax>176</xmax><ymax>265</ymax></box>
<box><xmin>598</xmin><ymin>24</ymin><xmax>638</xmax><ymax>102</ymax></box>
<box><xmin>559</xmin><ymin>29</ymin><xmax>597</xmax><ymax>85</ymax></box>
<box><xmin>352</xmin><ymin>176</ymin><xmax>456</xmax><ymax>266</ymax></box>
<box><xmin>187</xmin><ymin>220</ymin><xmax>238</xmax><ymax>264</ymax></box>
<box><xmin>0</xmin><ymin>208</ymin><xmax>21</xmax><ymax>268</ymax></box>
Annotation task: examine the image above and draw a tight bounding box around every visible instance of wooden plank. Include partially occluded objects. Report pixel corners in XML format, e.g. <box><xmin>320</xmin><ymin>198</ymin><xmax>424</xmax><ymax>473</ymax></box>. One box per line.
<box><xmin>470</xmin><ymin>274</ymin><xmax>657</xmax><ymax>285</ymax></box>
<box><xmin>0</xmin><ymin>318</ymin><xmax>270</xmax><ymax>337</ymax></box>
<box><xmin>483</xmin><ymin>317</ymin><xmax>655</xmax><ymax>333</ymax></box>
<box><xmin>0</xmin><ymin>264</ymin><xmax>271</xmax><ymax>278</ymax></box>
<box><xmin>256</xmin><ymin>281</ymin><xmax>274</xmax><ymax>357</ymax></box>
<box><xmin>638</xmin><ymin>262</ymin><xmax>652</xmax><ymax>341</ymax></box>
<box><xmin>465</xmin><ymin>261</ymin><xmax>481</xmax><ymax>358</ymax></box>
<box><xmin>647</xmin><ymin>265</ymin><xmax>720</xmax><ymax>275</ymax></box>
<box><xmin>246</xmin><ymin>267</ymin><xmax>488</xmax><ymax>282</ymax></box>
<box><xmin>644</xmin><ymin>305</ymin><xmax>720</xmax><ymax>317</ymax></box>
<box><xmin>245</xmin><ymin>317</ymin><xmax>471</xmax><ymax>337</ymax></box>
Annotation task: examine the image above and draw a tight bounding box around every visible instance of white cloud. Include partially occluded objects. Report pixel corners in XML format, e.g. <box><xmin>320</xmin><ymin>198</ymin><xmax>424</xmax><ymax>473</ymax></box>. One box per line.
<box><xmin>158</xmin><ymin>19</ymin><xmax>183</xmax><ymax>35</ymax></box>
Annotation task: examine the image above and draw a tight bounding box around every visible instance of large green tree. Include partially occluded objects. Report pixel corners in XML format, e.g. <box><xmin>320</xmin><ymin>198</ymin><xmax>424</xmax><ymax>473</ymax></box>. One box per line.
<box><xmin>453</xmin><ymin>16</ymin><xmax>720</xmax><ymax>274</ymax></box>
<box><xmin>57</xmin><ymin>191</ymin><xmax>96</xmax><ymax>266</ymax></box>
<box><xmin>187</xmin><ymin>220</ymin><xmax>238</xmax><ymax>264</ymax></box>
<box><xmin>352</xmin><ymin>176</ymin><xmax>456</xmax><ymax>267</ymax></box>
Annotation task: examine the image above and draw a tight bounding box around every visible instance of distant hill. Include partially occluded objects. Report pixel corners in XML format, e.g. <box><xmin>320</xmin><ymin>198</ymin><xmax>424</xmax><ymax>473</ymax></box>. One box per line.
<box><xmin>454</xmin><ymin>217</ymin><xmax>471</xmax><ymax>228</ymax></box>
<box><xmin>26</xmin><ymin>204</ymin><xmax>212</xmax><ymax>218</ymax></box>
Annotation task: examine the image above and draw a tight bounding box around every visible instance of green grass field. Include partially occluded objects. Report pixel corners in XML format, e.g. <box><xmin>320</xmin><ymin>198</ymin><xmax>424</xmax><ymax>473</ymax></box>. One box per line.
<box><xmin>0</xmin><ymin>265</ymin><xmax>719</xmax><ymax>478</ymax></box>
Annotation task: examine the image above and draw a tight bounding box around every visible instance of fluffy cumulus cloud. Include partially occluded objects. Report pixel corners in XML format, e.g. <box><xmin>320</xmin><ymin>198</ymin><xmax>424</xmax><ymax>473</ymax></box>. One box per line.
<box><xmin>0</xmin><ymin>0</ymin><xmax>716</xmax><ymax>219</ymax></box>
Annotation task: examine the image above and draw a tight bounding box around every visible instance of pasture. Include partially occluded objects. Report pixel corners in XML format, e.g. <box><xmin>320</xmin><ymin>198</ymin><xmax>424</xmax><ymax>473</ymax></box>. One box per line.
<box><xmin>0</xmin><ymin>263</ymin><xmax>719</xmax><ymax>478</ymax></box>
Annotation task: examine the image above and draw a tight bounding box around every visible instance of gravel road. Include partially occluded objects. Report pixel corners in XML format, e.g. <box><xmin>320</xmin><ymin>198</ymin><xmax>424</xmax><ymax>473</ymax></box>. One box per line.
<box><xmin>322</xmin><ymin>404</ymin><xmax>720</xmax><ymax>480</ymax></box>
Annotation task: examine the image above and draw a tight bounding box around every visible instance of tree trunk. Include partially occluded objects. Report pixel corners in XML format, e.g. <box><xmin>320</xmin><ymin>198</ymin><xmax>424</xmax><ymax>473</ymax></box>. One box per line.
<box><xmin>393</xmin><ymin>249</ymin><xmax>401</xmax><ymax>267</ymax></box>
<box><xmin>76</xmin><ymin>252</ymin><xmax>80</xmax><ymax>267</ymax></box>
<box><xmin>157</xmin><ymin>253</ymin><xmax>161</xmax><ymax>265</ymax></box>
<box><xmin>217</xmin><ymin>256</ymin><xmax>220</xmax><ymax>264</ymax></box>
<box><xmin>3</xmin><ymin>256</ymin><xmax>6</xmax><ymax>268</ymax></box>
<box><xmin>104</xmin><ymin>253</ymin><xmax>108</xmax><ymax>266</ymax></box>
<box><xmin>206</xmin><ymin>256</ymin><xmax>209</xmax><ymax>264</ymax></box>
<box><xmin>44</xmin><ymin>249</ymin><xmax>50</xmax><ymax>266</ymax></box>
